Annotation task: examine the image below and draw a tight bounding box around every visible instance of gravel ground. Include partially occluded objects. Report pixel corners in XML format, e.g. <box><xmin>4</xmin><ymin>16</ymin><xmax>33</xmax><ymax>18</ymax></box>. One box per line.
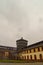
<box><xmin>0</xmin><ymin>62</ymin><xmax>43</xmax><ymax>65</ymax></box>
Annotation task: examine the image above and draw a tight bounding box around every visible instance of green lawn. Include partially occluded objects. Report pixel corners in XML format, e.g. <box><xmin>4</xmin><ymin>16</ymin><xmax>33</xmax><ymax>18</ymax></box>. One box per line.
<box><xmin>0</xmin><ymin>60</ymin><xmax>27</xmax><ymax>63</ymax></box>
<box><xmin>0</xmin><ymin>60</ymin><xmax>43</xmax><ymax>63</ymax></box>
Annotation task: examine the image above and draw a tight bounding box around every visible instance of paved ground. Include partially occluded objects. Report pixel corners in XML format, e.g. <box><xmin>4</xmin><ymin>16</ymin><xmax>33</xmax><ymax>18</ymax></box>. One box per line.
<box><xmin>0</xmin><ymin>62</ymin><xmax>43</xmax><ymax>65</ymax></box>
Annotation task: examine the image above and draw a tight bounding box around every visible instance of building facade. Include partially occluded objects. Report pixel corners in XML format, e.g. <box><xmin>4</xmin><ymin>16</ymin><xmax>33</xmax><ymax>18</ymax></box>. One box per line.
<box><xmin>0</xmin><ymin>46</ymin><xmax>16</xmax><ymax>60</ymax></box>
<box><xmin>17</xmin><ymin>40</ymin><xmax>43</xmax><ymax>61</ymax></box>
<box><xmin>0</xmin><ymin>37</ymin><xmax>43</xmax><ymax>61</ymax></box>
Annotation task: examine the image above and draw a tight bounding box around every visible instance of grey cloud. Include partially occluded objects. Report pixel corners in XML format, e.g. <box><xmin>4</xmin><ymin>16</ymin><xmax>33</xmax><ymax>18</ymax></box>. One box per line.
<box><xmin>0</xmin><ymin>0</ymin><xmax>43</xmax><ymax>47</ymax></box>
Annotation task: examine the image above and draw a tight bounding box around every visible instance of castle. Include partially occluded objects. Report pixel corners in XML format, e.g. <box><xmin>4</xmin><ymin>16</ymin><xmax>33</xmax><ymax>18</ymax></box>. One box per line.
<box><xmin>0</xmin><ymin>37</ymin><xmax>43</xmax><ymax>61</ymax></box>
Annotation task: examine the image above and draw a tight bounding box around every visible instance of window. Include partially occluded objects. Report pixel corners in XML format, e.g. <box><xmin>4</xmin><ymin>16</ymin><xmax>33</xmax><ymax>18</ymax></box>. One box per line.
<box><xmin>24</xmin><ymin>56</ymin><xmax>26</xmax><ymax>60</ymax></box>
<box><xmin>30</xmin><ymin>55</ymin><xmax>32</xmax><ymax>60</ymax></box>
<box><xmin>39</xmin><ymin>47</ymin><xmax>43</xmax><ymax>51</ymax></box>
<box><xmin>5</xmin><ymin>52</ymin><xmax>9</xmax><ymax>57</ymax></box>
<box><xmin>27</xmin><ymin>55</ymin><xmax>29</xmax><ymax>60</ymax></box>
<box><xmin>39</xmin><ymin>54</ymin><xmax>42</xmax><ymax>60</ymax></box>
<box><xmin>38</xmin><ymin>47</ymin><xmax>40</xmax><ymax>51</ymax></box>
<box><xmin>27</xmin><ymin>50</ymin><xmax>28</xmax><ymax>53</ymax></box>
<box><xmin>34</xmin><ymin>55</ymin><xmax>37</xmax><ymax>60</ymax></box>
<box><xmin>42</xmin><ymin>47</ymin><xmax>43</xmax><ymax>51</ymax></box>
<box><xmin>28</xmin><ymin>50</ymin><xmax>30</xmax><ymax>53</ymax></box>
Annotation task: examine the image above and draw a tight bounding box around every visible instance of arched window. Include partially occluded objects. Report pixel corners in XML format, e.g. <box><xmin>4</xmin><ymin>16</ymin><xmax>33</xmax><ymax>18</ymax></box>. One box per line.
<box><xmin>39</xmin><ymin>54</ymin><xmax>42</xmax><ymax>60</ymax></box>
<box><xmin>38</xmin><ymin>47</ymin><xmax>40</xmax><ymax>51</ymax></box>
<box><xmin>27</xmin><ymin>55</ymin><xmax>29</xmax><ymax>60</ymax></box>
<box><xmin>34</xmin><ymin>55</ymin><xmax>37</xmax><ymax>60</ymax></box>
<box><xmin>30</xmin><ymin>55</ymin><xmax>32</xmax><ymax>60</ymax></box>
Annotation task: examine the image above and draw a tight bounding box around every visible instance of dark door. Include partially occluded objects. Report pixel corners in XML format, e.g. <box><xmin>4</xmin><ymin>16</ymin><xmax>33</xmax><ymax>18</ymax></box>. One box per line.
<box><xmin>39</xmin><ymin>54</ymin><xmax>42</xmax><ymax>60</ymax></box>
<box><xmin>30</xmin><ymin>55</ymin><xmax>32</xmax><ymax>60</ymax></box>
<box><xmin>24</xmin><ymin>56</ymin><xmax>26</xmax><ymax>60</ymax></box>
<box><xmin>27</xmin><ymin>55</ymin><xmax>29</xmax><ymax>60</ymax></box>
<box><xmin>34</xmin><ymin>55</ymin><xmax>37</xmax><ymax>60</ymax></box>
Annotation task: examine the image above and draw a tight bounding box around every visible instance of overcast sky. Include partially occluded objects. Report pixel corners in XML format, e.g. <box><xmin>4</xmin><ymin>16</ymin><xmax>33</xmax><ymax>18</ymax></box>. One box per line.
<box><xmin>0</xmin><ymin>0</ymin><xmax>43</xmax><ymax>47</ymax></box>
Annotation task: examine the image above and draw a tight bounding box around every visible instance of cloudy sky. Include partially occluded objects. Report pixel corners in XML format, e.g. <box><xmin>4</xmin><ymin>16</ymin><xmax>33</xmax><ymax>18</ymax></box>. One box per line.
<box><xmin>0</xmin><ymin>0</ymin><xmax>43</xmax><ymax>47</ymax></box>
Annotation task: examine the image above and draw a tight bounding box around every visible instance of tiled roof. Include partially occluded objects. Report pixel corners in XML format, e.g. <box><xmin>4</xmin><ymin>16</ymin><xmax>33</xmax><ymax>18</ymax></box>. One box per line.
<box><xmin>27</xmin><ymin>40</ymin><xmax>43</xmax><ymax>49</ymax></box>
<box><xmin>0</xmin><ymin>45</ymin><xmax>17</xmax><ymax>51</ymax></box>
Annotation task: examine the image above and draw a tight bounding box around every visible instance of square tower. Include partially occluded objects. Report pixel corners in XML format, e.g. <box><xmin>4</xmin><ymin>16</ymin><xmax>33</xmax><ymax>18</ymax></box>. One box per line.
<box><xmin>16</xmin><ymin>37</ymin><xmax>28</xmax><ymax>51</ymax></box>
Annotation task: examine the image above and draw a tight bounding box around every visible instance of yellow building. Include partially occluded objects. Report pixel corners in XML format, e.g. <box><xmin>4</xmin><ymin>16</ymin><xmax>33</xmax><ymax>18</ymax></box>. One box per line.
<box><xmin>0</xmin><ymin>37</ymin><xmax>43</xmax><ymax>61</ymax></box>
<box><xmin>18</xmin><ymin>42</ymin><xmax>43</xmax><ymax>61</ymax></box>
<box><xmin>16</xmin><ymin>38</ymin><xmax>43</xmax><ymax>61</ymax></box>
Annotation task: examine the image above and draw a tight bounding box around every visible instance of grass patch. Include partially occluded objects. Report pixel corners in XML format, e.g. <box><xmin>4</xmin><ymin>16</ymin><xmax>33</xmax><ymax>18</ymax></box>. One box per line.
<box><xmin>0</xmin><ymin>60</ymin><xmax>43</xmax><ymax>63</ymax></box>
<box><xmin>0</xmin><ymin>60</ymin><xmax>27</xmax><ymax>63</ymax></box>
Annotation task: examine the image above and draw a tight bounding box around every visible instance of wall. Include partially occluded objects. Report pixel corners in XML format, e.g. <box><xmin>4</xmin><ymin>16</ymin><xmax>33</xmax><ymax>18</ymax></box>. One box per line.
<box><xmin>19</xmin><ymin>46</ymin><xmax>43</xmax><ymax>61</ymax></box>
